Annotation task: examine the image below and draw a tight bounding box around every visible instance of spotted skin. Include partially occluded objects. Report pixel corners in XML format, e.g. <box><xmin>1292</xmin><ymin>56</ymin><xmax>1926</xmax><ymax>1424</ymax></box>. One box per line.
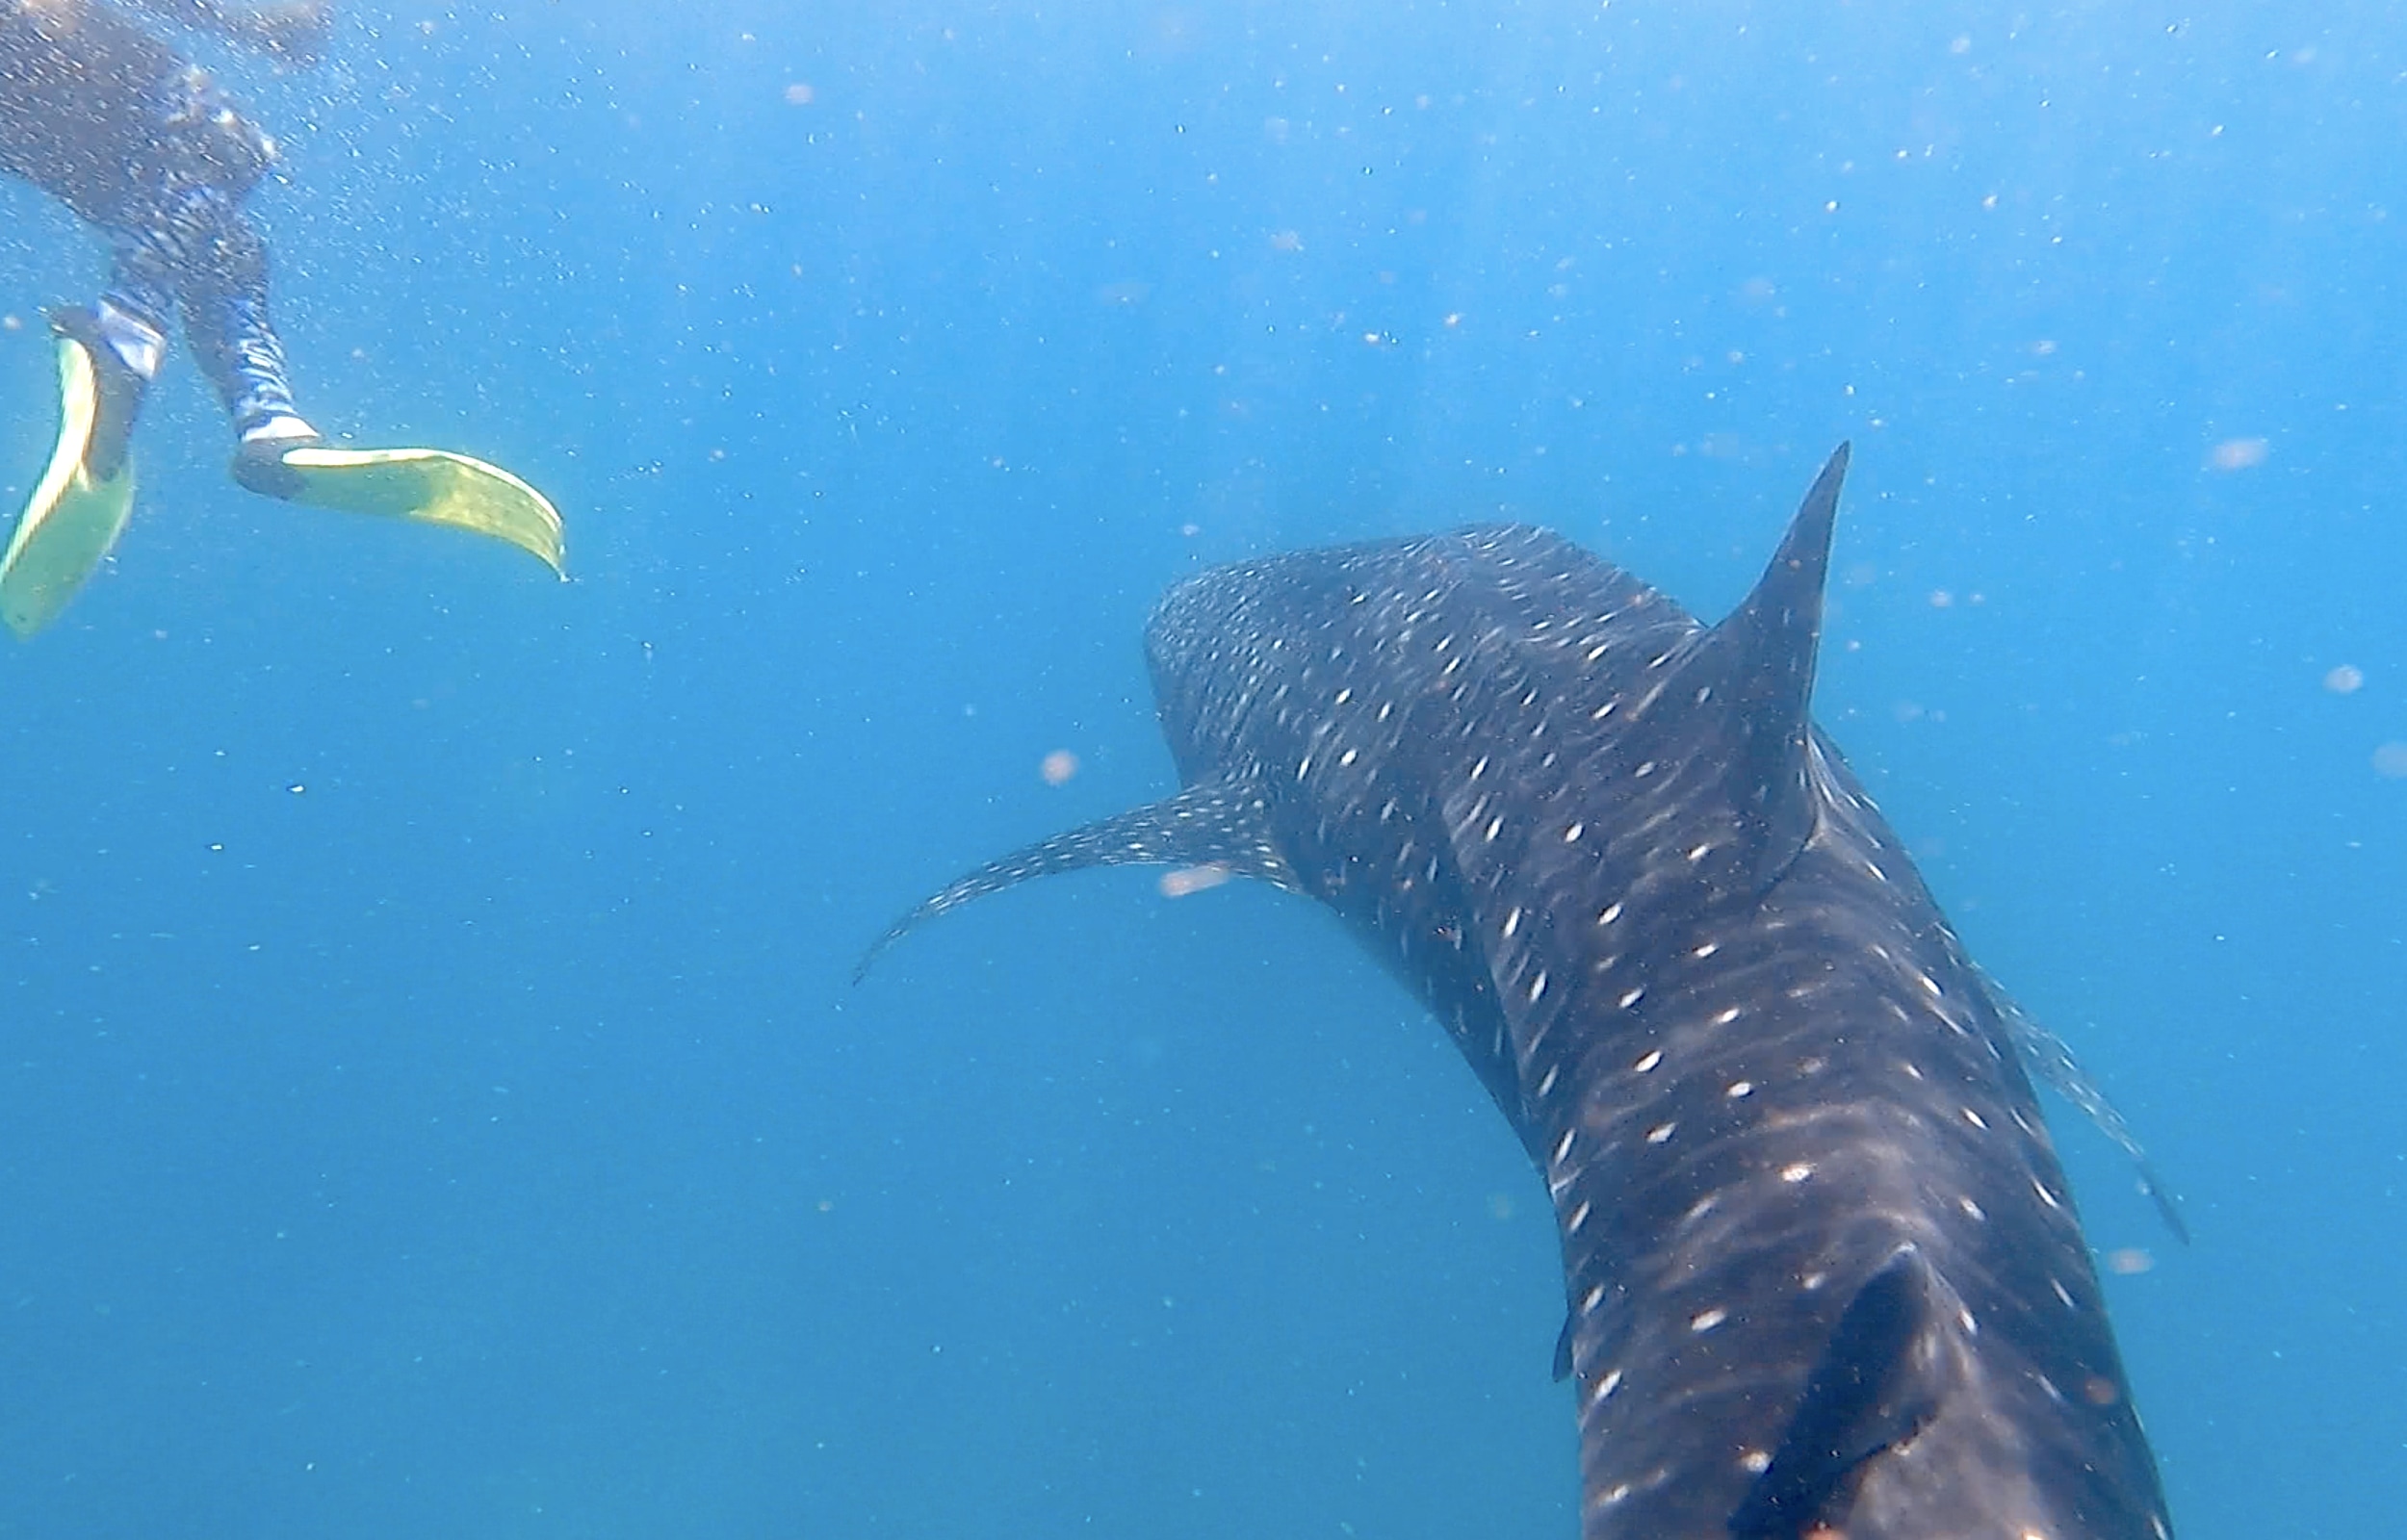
<box><xmin>868</xmin><ymin>447</ymin><xmax>2174</xmax><ymax>1540</ymax></box>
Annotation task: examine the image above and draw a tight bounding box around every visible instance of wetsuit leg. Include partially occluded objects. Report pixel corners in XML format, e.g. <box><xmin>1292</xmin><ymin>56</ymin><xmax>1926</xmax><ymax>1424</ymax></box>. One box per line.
<box><xmin>100</xmin><ymin>64</ymin><xmax>307</xmax><ymax>438</ymax></box>
<box><xmin>175</xmin><ymin>206</ymin><xmax>302</xmax><ymax>435</ymax></box>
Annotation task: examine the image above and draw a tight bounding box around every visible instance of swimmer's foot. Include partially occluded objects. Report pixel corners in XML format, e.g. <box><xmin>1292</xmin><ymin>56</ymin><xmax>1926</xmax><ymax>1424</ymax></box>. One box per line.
<box><xmin>230</xmin><ymin>416</ymin><xmax>324</xmax><ymax>500</ymax></box>
<box><xmin>45</xmin><ymin>305</ymin><xmax>153</xmax><ymax>484</ymax></box>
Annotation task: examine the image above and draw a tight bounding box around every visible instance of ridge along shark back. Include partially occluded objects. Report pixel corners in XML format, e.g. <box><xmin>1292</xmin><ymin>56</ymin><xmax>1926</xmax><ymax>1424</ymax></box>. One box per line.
<box><xmin>865</xmin><ymin>447</ymin><xmax>2178</xmax><ymax>1540</ymax></box>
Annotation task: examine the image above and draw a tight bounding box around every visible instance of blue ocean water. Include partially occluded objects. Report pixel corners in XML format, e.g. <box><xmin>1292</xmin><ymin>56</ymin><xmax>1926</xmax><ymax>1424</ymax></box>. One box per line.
<box><xmin>0</xmin><ymin>1</ymin><xmax>2397</xmax><ymax>1533</ymax></box>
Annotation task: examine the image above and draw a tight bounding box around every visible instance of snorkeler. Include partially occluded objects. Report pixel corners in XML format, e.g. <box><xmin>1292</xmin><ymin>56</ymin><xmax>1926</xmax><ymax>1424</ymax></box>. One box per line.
<box><xmin>0</xmin><ymin>0</ymin><xmax>561</xmax><ymax>636</ymax></box>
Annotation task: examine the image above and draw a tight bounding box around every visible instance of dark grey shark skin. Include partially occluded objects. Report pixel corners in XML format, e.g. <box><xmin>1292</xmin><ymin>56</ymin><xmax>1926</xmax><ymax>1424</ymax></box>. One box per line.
<box><xmin>866</xmin><ymin>447</ymin><xmax>2174</xmax><ymax>1540</ymax></box>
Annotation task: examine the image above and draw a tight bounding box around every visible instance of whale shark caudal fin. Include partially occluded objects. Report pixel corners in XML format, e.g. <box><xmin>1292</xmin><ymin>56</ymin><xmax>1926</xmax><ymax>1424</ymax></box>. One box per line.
<box><xmin>854</xmin><ymin>774</ymin><xmax>1298</xmax><ymax>982</ymax></box>
<box><xmin>1683</xmin><ymin>441</ymin><xmax>1849</xmax><ymax>894</ymax></box>
<box><xmin>1727</xmin><ymin>1247</ymin><xmax>1948</xmax><ymax>1539</ymax></box>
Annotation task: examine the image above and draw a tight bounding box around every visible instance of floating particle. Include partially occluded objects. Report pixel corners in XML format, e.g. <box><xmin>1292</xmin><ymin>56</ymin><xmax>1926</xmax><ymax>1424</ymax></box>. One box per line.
<box><xmin>2105</xmin><ymin>1247</ymin><xmax>2155</xmax><ymax>1276</ymax></box>
<box><xmin>2324</xmin><ymin>664</ymin><xmax>2364</xmax><ymax>695</ymax></box>
<box><xmin>1040</xmin><ymin>750</ymin><xmax>1079</xmax><ymax>785</ymax></box>
<box><xmin>1928</xmin><ymin>589</ymin><xmax>1954</xmax><ymax>608</ymax></box>
<box><xmin>1159</xmin><ymin>864</ymin><xmax>1231</xmax><ymax>898</ymax></box>
<box><xmin>2373</xmin><ymin>743</ymin><xmax>2407</xmax><ymax>779</ymax></box>
<box><xmin>2207</xmin><ymin>437</ymin><xmax>2268</xmax><ymax>472</ymax></box>
<box><xmin>784</xmin><ymin>82</ymin><xmax>815</xmax><ymax>106</ymax></box>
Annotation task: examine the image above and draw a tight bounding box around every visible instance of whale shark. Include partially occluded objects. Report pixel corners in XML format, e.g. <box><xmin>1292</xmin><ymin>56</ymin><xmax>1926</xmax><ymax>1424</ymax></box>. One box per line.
<box><xmin>865</xmin><ymin>446</ymin><xmax>2177</xmax><ymax>1539</ymax></box>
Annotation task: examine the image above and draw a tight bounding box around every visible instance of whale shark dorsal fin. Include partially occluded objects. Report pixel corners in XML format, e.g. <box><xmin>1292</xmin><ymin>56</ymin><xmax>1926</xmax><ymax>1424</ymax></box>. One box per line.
<box><xmin>854</xmin><ymin>774</ymin><xmax>1294</xmax><ymax>982</ymax></box>
<box><xmin>1729</xmin><ymin>1245</ymin><xmax>1947</xmax><ymax>1538</ymax></box>
<box><xmin>1687</xmin><ymin>442</ymin><xmax>1850</xmax><ymax>891</ymax></box>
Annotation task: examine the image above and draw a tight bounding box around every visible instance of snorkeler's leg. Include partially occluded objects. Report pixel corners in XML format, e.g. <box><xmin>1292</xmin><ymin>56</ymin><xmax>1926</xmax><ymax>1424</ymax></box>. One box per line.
<box><xmin>0</xmin><ymin>253</ymin><xmax>166</xmax><ymax>639</ymax></box>
<box><xmin>54</xmin><ymin>230</ymin><xmax>181</xmax><ymax>483</ymax></box>
<box><xmin>43</xmin><ymin>302</ymin><xmax>160</xmax><ymax>484</ymax></box>
<box><xmin>178</xmin><ymin>210</ymin><xmax>324</xmax><ymax>496</ymax></box>
<box><xmin>119</xmin><ymin>64</ymin><xmax>322</xmax><ymax>489</ymax></box>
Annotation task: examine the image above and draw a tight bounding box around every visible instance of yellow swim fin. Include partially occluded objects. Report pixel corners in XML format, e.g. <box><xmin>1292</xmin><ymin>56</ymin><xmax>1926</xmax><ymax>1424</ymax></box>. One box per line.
<box><xmin>275</xmin><ymin>445</ymin><xmax>565</xmax><ymax>577</ymax></box>
<box><xmin>0</xmin><ymin>335</ymin><xmax>138</xmax><ymax>639</ymax></box>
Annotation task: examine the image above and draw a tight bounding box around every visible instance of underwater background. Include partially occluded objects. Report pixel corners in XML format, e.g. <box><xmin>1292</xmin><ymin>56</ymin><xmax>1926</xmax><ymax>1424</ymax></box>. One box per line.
<box><xmin>0</xmin><ymin>0</ymin><xmax>2398</xmax><ymax>1534</ymax></box>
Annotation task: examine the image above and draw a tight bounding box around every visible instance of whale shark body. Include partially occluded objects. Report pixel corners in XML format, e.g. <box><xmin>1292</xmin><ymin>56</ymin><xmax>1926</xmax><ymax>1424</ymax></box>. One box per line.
<box><xmin>867</xmin><ymin>447</ymin><xmax>2175</xmax><ymax>1539</ymax></box>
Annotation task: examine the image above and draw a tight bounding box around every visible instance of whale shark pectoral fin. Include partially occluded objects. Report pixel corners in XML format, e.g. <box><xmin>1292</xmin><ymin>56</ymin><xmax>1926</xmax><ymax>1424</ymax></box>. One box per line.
<box><xmin>1551</xmin><ymin>1306</ymin><xmax>1577</xmax><ymax>1383</ymax></box>
<box><xmin>1979</xmin><ymin>968</ymin><xmax>2190</xmax><ymax>1245</ymax></box>
<box><xmin>1729</xmin><ymin>1247</ymin><xmax>1947</xmax><ymax>1539</ymax></box>
<box><xmin>1685</xmin><ymin>442</ymin><xmax>1850</xmax><ymax>892</ymax></box>
<box><xmin>854</xmin><ymin>774</ymin><xmax>1293</xmax><ymax>983</ymax></box>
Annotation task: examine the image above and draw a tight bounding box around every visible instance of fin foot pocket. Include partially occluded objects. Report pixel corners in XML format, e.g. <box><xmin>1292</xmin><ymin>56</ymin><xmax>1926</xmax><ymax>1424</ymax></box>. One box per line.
<box><xmin>1</xmin><ymin>335</ymin><xmax>139</xmax><ymax>638</ymax></box>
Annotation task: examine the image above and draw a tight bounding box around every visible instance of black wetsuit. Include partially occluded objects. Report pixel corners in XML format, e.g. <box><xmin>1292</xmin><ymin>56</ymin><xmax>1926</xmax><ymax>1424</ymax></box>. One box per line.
<box><xmin>0</xmin><ymin>0</ymin><xmax>298</xmax><ymax>433</ymax></box>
